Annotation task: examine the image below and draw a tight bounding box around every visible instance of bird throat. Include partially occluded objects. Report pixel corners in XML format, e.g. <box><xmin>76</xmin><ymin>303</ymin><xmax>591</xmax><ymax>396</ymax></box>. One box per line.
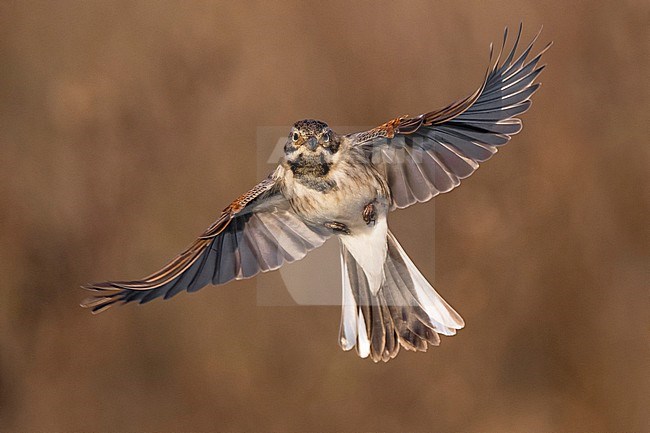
<box><xmin>288</xmin><ymin>154</ymin><xmax>336</xmax><ymax>192</ymax></box>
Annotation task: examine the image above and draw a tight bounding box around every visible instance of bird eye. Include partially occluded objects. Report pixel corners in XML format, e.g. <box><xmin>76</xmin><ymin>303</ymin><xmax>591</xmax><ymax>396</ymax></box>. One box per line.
<box><xmin>292</xmin><ymin>132</ymin><xmax>300</xmax><ymax>142</ymax></box>
<box><xmin>322</xmin><ymin>131</ymin><xmax>330</xmax><ymax>143</ymax></box>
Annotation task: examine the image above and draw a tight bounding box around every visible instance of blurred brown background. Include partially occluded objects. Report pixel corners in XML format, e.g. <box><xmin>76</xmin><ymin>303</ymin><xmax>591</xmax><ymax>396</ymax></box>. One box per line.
<box><xmin>1</xmin><ymin>1</ymin><xmax>648</xmax><ymax>432</ymax></box>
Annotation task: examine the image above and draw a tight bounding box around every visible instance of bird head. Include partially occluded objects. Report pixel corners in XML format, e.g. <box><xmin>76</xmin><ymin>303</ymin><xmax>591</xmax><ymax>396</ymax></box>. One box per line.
<box><xmin>284</xmin><ymin>119</ymin><xmax>340</xmax><ymax>158</ymax></box>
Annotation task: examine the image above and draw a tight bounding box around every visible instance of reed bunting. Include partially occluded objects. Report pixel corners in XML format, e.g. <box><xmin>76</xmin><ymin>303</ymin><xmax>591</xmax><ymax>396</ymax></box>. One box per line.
<box><xmin>83</xmin><ymin>26</ymin><xmax>550</xmax><ymax>362</ymax></box>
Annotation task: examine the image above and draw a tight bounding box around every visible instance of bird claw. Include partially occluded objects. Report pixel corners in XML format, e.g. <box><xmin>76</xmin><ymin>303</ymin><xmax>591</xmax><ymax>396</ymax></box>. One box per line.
<box><xmin>324</xmin><ymin>221</ymin><xmax>351</xmax><ymax>235</ymax></box>
<box><xmin>363</xmin><ymin>202</ymin><xmax>376</xmax><ymax>226</ymax></box>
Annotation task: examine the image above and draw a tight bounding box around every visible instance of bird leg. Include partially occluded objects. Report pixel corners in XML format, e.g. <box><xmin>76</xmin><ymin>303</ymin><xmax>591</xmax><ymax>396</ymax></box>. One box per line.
<box><xmin>324</xmin><ymin>221</ymin><xmax>351</xmax><ymax>235</ymax></box>
<box><xmin>363</xmin><ymin>202</ymin><xmax>376</xmax><ymax>226</ymax></box>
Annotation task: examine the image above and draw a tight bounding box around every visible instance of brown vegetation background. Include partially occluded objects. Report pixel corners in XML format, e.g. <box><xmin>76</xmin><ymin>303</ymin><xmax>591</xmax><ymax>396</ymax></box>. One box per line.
<box><xmin>1</xmin><ymin>1</ymin><xmax>648</xmax><ymax>431</ymax></box>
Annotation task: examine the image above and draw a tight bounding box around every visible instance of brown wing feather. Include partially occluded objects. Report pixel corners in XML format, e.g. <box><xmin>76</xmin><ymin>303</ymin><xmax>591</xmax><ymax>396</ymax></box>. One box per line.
<box><xmin>351</xmin><ymin>25</ymin><xmax>551</xmax><ymax>209</ymax></box>
<box><xmin>81</xmin><ymin>173</ymin><xmax>329</xmax><ymax>313</ymax></box>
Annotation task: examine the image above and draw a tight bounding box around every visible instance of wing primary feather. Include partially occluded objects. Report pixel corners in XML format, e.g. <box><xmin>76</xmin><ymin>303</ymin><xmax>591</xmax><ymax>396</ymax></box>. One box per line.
<box><xmin>500</xmin><ymin>26</ymin><xmax>544</xmax><ymax>81</ymax></box>
<box><xmin>471</xmin><ymin>83</ymin><xmax>540</xmax><ymax>111</ymax></box>
<box><xmin>492</xmin><ymin>23</ymin><xmax>523</xmax><ymax>79</ymax></box>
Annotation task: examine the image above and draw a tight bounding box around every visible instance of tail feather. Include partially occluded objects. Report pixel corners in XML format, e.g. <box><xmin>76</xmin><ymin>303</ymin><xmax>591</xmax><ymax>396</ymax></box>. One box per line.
<box><xmin>338</xmin><ymin>231</ymin><xmax>464</xmax><ymax>362</ymax></box>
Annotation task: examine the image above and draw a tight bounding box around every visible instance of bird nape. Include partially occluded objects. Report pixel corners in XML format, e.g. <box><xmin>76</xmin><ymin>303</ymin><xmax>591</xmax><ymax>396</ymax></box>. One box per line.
<box><xmin>82</xmin><ymin>24</ymin><xmax>551</xmax><ymax>363</ymax></box>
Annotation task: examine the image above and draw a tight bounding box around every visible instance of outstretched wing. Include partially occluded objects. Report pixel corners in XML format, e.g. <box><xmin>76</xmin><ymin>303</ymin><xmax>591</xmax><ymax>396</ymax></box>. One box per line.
<box><xmin>81</xmin><ymin>169</ymin><xmax>329</xmax><ymax>313</ymax></box>
<box><xmin>351</xmin><ymin>25</ymin><xmax>552</xmax><ymax>209</ymax></box>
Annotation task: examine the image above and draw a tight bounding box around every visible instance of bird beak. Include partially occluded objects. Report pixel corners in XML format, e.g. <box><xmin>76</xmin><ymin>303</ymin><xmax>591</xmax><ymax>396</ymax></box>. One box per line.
<box><xmin>307</xmin><ymin>137</ymin><xmax>319</xmax><ymax>151</ymax></box>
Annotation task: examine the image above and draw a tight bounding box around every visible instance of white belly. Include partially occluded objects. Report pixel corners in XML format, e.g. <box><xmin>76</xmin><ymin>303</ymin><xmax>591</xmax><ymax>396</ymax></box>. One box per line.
<box><xmin>339</xmin><ymin>215</ymin><xmax>388</xmax><ymax>294</ymax></box>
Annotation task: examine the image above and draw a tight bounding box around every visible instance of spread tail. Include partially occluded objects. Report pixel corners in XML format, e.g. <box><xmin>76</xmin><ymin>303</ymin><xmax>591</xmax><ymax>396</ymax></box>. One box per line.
<box><xmin>338</xmin><ymin>231</ymin><xmax>464</xmax><ymax>362</ymax></box>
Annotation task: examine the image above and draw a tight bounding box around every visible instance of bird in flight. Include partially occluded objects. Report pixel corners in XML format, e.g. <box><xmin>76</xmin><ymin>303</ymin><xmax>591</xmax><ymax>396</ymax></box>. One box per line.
<box><xmin>83</xmin><ymin>26</ymin><xmax>550</xmax><ymax>362</ymax></box>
